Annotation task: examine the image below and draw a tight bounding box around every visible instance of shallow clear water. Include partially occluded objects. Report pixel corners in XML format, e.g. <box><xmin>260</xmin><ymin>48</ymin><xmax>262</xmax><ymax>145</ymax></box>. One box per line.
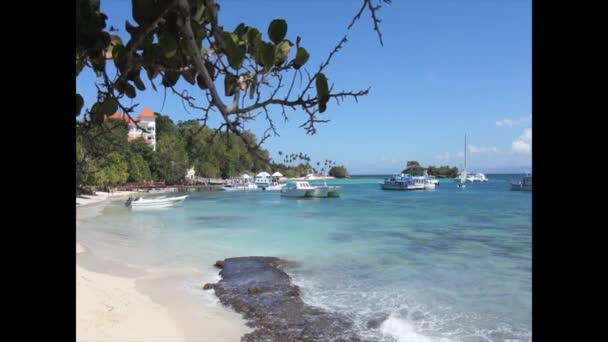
<box><xmin>78</xmin><ymin>174</ymin><xmax>531</xmax><ymax>342</ymax></box>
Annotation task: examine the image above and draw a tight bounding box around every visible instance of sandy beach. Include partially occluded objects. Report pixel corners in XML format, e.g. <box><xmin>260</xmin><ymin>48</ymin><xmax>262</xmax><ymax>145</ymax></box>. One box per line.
<box><xmin>76</xmin><ymin>198</ymin><xmax>251</xmax><ymax>342</ymax></box>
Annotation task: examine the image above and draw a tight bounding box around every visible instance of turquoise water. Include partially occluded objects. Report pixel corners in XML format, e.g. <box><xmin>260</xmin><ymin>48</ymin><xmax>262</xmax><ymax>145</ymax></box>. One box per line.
<box><xmin>78</xmin><ymin>174</ymin><xmax>531</xmax><ymax>342</ymax></box>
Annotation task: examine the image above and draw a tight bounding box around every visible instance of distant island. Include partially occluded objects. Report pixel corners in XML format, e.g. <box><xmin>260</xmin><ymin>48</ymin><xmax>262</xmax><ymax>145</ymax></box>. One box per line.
<box><xmin>401</xmin><ymin>161</ymin><xmax>459</xmax><ymax>178</ymax></box>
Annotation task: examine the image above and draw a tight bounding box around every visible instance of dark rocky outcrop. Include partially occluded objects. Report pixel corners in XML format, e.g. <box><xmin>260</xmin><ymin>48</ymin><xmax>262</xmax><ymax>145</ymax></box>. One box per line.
<box><xmin>206</xmin><ymin>256</ymin><xmax>366</xmax><ymax>342</ymax></box>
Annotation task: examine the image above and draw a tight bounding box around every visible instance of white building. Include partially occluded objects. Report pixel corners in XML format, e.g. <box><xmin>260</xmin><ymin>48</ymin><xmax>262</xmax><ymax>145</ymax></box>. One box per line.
<box><xmin>108</xmin><ymin>107</ymin><xmax>157</xmax><ymax>151</ymax></box>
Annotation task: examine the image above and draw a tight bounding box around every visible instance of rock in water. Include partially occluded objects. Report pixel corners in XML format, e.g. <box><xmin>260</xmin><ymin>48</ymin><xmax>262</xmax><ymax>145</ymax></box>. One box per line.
<box><xmin>208</xmin><ymin>256</ymin><xmax>365</xmax><ymax>342</ymax></box>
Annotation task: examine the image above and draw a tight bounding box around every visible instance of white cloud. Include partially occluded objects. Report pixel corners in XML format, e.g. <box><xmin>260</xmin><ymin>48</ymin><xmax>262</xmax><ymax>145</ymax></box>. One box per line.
<box><xmin>456</xmin><ymin>152</ymin><xmax>465</xmax><ymax>158</ymax></box>
<box><xmin>468</xmin><ymin>144</ymin><xmax>499</xmax><ymax>153</ymax></box>
<box><xmin>512</xmin><ymin>128</ymin><xmax>532</xmax><ymax>155</ymax></box>
<box><xmin>496</xmin><ymin>114</ymin><xmax>532</xmax><ymax>127</ymax></box>
<box><xmin>434</xmin><ymin>152</ymin><xmax>451</xmax><ymax>163</ymax></box>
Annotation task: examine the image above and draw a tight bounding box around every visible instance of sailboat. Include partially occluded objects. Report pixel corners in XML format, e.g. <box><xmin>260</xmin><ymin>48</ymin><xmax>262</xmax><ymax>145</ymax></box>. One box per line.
<box><xmin>457</xmin><ymin>135</ymin><xmax>467</xmax><ymax>188</ymax></box>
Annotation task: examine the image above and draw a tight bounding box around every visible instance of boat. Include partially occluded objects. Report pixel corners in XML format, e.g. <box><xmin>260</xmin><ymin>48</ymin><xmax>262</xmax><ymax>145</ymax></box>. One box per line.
<box><xmin>254</xmin><ymin>172</ymin><xmax>272</xmax><ymax>188</ymax></box>
<box><xmin>125</xmin><ymin>195</ymin><xmax>189</xmax><ymax>208</ymax></box>
<box><xmin>312</xmin><ymin>181</ymin><xmax>341</xmax><ymax>197</ymax></box>
<box><xmin>260</xmin><ymin>183</ymin><xmax>285</xmax><ymax>191</ymax></box>
<box><xmin>280</xmin><ymin>181</ymin><xmax>340</xmax><ymax>198</ymax></box>
<box><xmin>221</xmin><ymin>173</ymin><xmax>259</xmax><ymax>191</ymax></box>
<box><xmin>280</xmin><ymin>181</ymin><xmax>316</xmax><ymax>198</ymax></box>
<box><xmin>465</xmin><ymin>173</ymin><xmax>489</xmax><ymax>182</ymax></box>
<box><xmin>511</xmin><ymin>173</ymin><xmax>532</xmax><ymax>191</ymax></box>
<box><xmin>423</xmin><ymin>170</ymin><xmax>437</xmax><ymax>189</ymax></box>
<box><xmin>426</xmin><ymin>175</ymin><xmax>439</xmax><ymax>185</ymax></box>
<box><xmin>380</xmin><ymin>174</ymin><xmax>426</xmax><ymax>190</ymax></box>
<box><xmin>255</xmin><ymin>171</ymin><xmax>285</xmax><ymax>191</ymax></box>
<box><xmin>221</xmin><ymin>183</ymin><xmax>258</xmax><ymax>191</ymax></box>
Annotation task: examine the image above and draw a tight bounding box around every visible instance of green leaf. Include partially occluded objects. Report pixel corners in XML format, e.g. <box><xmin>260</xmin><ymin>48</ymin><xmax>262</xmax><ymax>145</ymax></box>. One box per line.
<box><xmin>234</xmin><ymin>23</ymin><xmax>247</xmax><ymax>39</ymax></box>
<box><xmin>268</xmin><ymin>19</ymin><xmax>287</xmax><ymax>44</ymax></box>
<box><xmin>124</xmin><ymin>84</ymin><xmax>136</xmax><ymax>99</ymax></box>
<box><xmin>142</xmin><ymin>45</ymin><xmax>158</xmax><ymax>65</ymax></box>
<box><xmin>224</xmin><ymin>73</ymin><xmax>238</xmax><ymax>96</ymax></box>
<box><xmin>205</xmin><ymin>60</ymin><xmax>215</xmax><ymax>79</ymax></box>
<box><xmin>100</xmin><ymin>97</ymin><xmax>118</xmax><ymax>115</ymax></box>
<box><xmin>274</xmin><ymin>40</ymin><xmax>291</xmax><ymax>66</ymax></box>
<box><xmin>182</xmin><ymin>69</ymin><xmax>196</xmax><ymax>85</ymax></box>
<box><xmin>247</xmin><ymin>28</ymin><xmax>261</xmax><ymax>45</ymax></box>
<box><xmin>159</xmin><ymin>32</ymin><xmax>178</xmax><ymax>59</ymax></box>
<box><xmin>76</xmin><ymin>94</ymin><xmax>84</xmax><ymax>116</ymax></box>
<box><xmin>193</xmin><ymin>2</ymin><xmax>206</xmax><ymax>24</ymax></box>
<box><xmin>179</xmin><ymin>36</ymin><xmax>194</xmax><ymax>56</ymax></box>
<box><xmin>90</xmin><ymin>102</ymin><xmax>105</xmax><ymax>125</ymax></box>
<box><xmin>294</xmin><ymin>47</ymin><xmax>309</xmax><ymax>69</ymax></box>
<box><xmin>255</xmin><ymin>41</ymin><xmax>275</xmax><ymax>71</ymax></box>
<box><xmin>221</xmin><ymin>31</ymin><xmax>244</xmax><ymax>69</ymax></box>
<box><xmin>315</xmin><ymin>73</ymin><xmax>329</xmax><ymax>113</ymax></box>
<box><xmin>133</xmin><ymin>74</ymin><xmax>146</xmax><ymax>91</ymax></box>
<box><xmin>162</xmin><ymin>70</ymin><xmax>180</xmax><ymax>87</ymax></box>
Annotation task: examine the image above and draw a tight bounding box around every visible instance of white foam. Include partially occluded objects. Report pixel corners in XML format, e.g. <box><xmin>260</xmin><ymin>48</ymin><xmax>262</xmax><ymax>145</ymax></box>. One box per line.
<box><xmin>380</xmin><ymin>313</ymin><xmax>454</xmax><ymax>342</ymax></box>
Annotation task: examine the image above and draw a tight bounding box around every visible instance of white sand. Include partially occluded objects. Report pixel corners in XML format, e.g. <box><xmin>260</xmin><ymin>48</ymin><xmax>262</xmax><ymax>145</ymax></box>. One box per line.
<box><xmin>77</xmin><ymin>201</ymin><xmax>252</xmax><ymax>342</ymax></box>
<box><xmin>77</xmin><ymin>262</ymin><xmax>186</xmax><ymax>342</ymax></box>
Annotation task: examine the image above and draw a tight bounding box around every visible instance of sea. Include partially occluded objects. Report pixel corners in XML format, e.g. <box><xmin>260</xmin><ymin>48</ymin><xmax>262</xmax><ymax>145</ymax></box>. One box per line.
<box><xmin>77</xmin><ymin>174</ymin><xmax>531</xmax><ymax>342</ymax></box>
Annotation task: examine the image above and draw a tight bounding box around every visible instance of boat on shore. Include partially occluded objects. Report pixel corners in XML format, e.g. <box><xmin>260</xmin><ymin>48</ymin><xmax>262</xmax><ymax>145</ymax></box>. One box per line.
<box><xmin>125</xmin><ymin>195</ymin><xmax>189</xmax><ymax>208</ymax></box>
<box><xmin>511</xmin><ymin>173</ymin><xmax>532</xmax><ymax>191</ymax></box>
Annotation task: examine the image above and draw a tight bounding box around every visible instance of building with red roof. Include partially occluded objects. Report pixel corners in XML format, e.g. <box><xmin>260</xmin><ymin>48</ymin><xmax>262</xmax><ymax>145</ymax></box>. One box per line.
<box><xmin>107</xmin><ymin>107</ymin><xmax>157</xmax><ymax>151</ymax></box>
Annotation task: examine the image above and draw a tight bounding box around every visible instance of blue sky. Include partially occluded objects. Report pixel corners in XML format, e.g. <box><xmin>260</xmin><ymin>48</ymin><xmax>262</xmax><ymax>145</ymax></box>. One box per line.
<box><xmin>77</xmin><ymin>0</ymin><xmax>531</xmax><ymax>174</ymax></box>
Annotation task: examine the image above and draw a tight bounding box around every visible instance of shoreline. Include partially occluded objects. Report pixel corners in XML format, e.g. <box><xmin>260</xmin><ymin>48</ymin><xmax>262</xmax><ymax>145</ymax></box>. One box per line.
<box><xmin>76</xmin><ymin>199</ymin><xmax>251</xmax><ymax>342</ymax></box>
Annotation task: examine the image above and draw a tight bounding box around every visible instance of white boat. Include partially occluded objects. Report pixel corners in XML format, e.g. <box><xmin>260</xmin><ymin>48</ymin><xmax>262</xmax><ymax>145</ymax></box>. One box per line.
<box><xmin>465</xmin><ymin>173</ymin><xmax>489</xmax><ymax>182</ymax></box>
<box><xmin>221</xmin><ymin>183</ymin><xmax>258</xmax><ymax>191</ymax></box>
<box><xmin>511</xmin><ymin>173</ymin><xmax>532</xmax><ymax>191</ymax></box>
<box><xmin>311</xmin><ymin>181</ymin><xmax>341</xmax><ymax>197</ymax></box>
<box><xmin>380</xmin><ymin>174</ymin><xmax>426</xmax><ymax>190</ymax></box>
<box><xmin>221</xmin><ymin>173</ymin><xmax>259</xmax><ymax>191</ymax></box>
<box><xmin>426</xmin><ymin>175</ymin><xmax>439</xmax><ymax>185</ymax></box>
<box><xmin>260</xmin><ymin>183</ymin><xmax>285</xmax><ymax>191</ymax></box>
<box><xmin>125</xmin><ymin>195</ymin><xmax>189</xmax><ymax>208</ymax></box>
<box><xmin>280</xmin><ymin>181</ymin><xmax>340</xmax><ymax>198</ymax></box>
<box><xmin>423</xmin><ymin>171</ymin><xmax>437</xmax><ymax>189</ymax></box>
<box><xmin>280</xmin><ymin>181</ymin><xmax>316</xmax><ymax>198</ymax></box>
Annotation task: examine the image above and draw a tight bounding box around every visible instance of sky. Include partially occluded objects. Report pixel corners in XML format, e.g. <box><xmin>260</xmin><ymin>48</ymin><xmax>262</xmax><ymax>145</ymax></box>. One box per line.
<box><xmin>77</xmin><ymin>0</ymin><xmax>532</xmax><ymax>174</ymax></box>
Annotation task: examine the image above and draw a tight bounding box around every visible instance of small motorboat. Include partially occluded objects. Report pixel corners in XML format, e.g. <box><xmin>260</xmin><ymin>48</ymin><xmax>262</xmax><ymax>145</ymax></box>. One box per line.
<box><xmin>280</xmin><ymin>181</ymin><xmax>340</xmax><ymax>198</ymax></box>
<box><xmin>511</xmin><ymin>173</ymin><xmax>532</xmax><ymax>191</ymax></box>
<box><xmin>125</xmin><ymin>195</ymin><xmax>189</xmax><ymax>208</ymax></box>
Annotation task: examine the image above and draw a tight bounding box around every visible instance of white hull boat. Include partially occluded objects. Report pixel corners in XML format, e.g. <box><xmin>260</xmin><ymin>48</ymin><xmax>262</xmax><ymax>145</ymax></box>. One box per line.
<box><xmin>260</xmin><ymin>183</ymin><xmax>285</xmax><ymax>191</ymax></box>
<box><xmin>280</xmin><ymin>181</ymin><xmax>340</xmax><ymax>198</ymax></box>
<box><xmin>380</xmin><ymin>174</ymin><xmax>426</xmax><ymax>191</ymax></box>
<box><xmin>511</xmin><ymin>174</ymin><xmax>532</xmax><ymax>191</ymax></box>
<box><xmin>125</xmin><ymin>195</ymin><xmax>188</xmax><ymax>208</ymax></box>
<box><xmin>221</xmin><ymin>183</ymin><xmax>259</xmax><ymax>191</ymax></box>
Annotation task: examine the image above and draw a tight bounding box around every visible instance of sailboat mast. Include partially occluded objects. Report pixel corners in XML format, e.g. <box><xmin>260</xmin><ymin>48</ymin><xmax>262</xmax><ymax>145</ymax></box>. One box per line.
<box><xmin>464</xmin><ymin>134</ymin><xmax>467</xmax><ymax>172</ymax></box>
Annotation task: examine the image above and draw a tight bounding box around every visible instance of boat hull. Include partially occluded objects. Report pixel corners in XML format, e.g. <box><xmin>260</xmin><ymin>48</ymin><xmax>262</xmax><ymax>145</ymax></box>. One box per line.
<box><xmin>280</xmin><ymin>189</ymin><xmax>312</xmax><ymax>198</ymax></box>
<box><xmin>380</xmin><ymin>183</ymin><xmax>425</xmax><ymax>190</ymax></box>
<box><xmin>511</xmin><ymin>183</ymin><xmax>532</xmax><ymax>191</ymax></box>
<box><xmin>128</xmin><ymin>195</ymin><xmax>188</xmax><ymax>208</ymax></box>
